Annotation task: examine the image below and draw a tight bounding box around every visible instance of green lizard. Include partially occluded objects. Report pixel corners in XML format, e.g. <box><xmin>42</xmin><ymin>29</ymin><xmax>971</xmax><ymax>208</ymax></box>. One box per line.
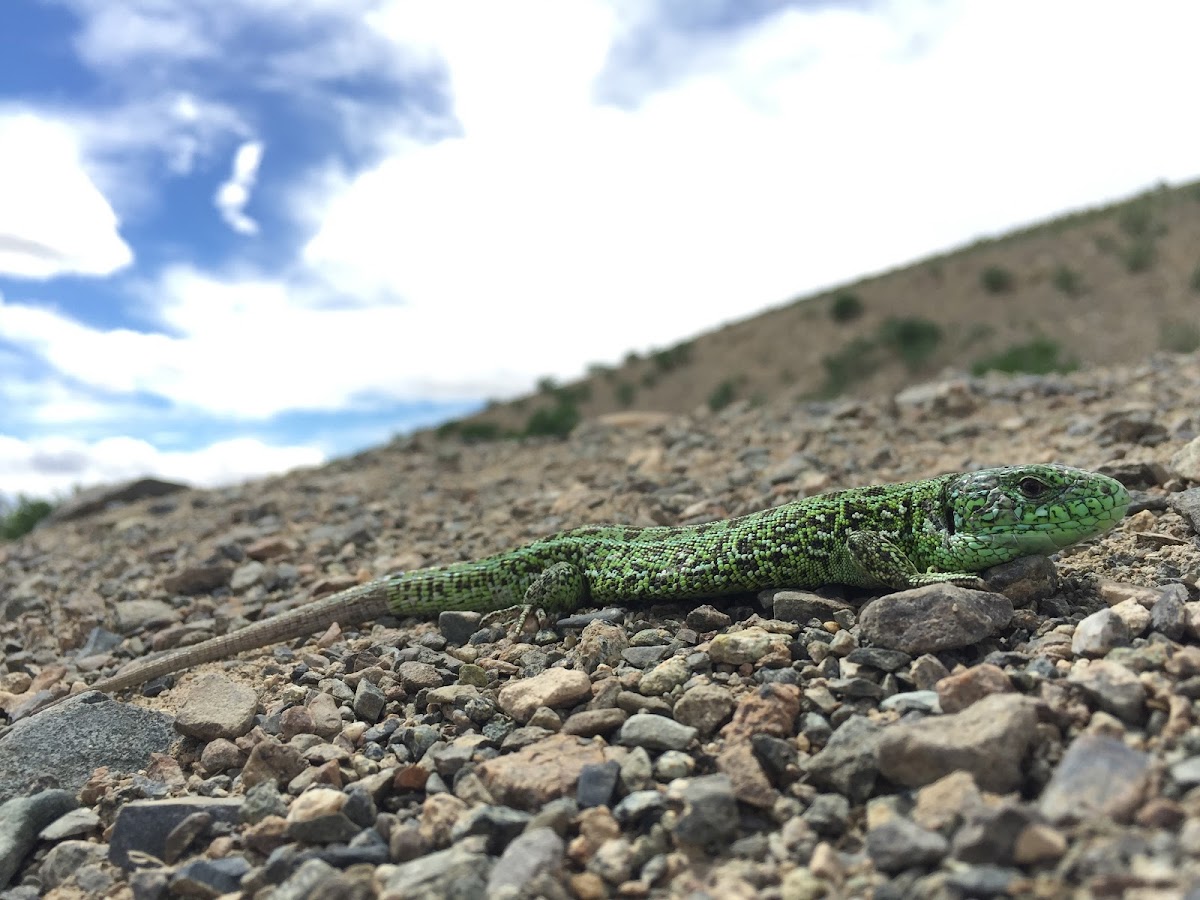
<box><xmin>88</xmin><ymin>464</ymin><xmax>1129</xmax><ymax>694</ymax></box>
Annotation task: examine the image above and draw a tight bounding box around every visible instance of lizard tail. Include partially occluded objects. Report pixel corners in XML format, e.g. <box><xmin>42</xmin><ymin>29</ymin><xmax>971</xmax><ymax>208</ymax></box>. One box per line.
<box><xmin>88</xmin><ymin>580</ymin><xmax>394</xmax><ymax>694</ymax></box>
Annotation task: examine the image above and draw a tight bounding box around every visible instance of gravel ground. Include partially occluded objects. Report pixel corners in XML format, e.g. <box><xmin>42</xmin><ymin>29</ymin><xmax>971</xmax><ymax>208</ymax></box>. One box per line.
<box><xmin>2</xmin><ymin>352</ymin><xmax>1200</xmax><ymax>899</ymax></box>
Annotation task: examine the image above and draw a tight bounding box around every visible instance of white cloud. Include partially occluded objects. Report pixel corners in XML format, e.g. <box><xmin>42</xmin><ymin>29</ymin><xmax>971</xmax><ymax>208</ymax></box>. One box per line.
<box><xmin>0</xmin><ymin>113</ymin><xmax>133</xmax><ymax>278</ymax></box>
<box><xmin>215</xmin><ymin>141</ymin><xmax>265</xmax><ymax>234</ymax></box>
<box><xmin>297</xmin><ymin>0</ymin><xmax>1200</xmax><ymax>378</ymax></box>
<box><xmin>5</xmin><ymin>0</ymin><xmax>1200</xmax><ymax>466</ymax></box>
<box><xmin>0</xmin><ymin>433</ymin><xmax>324</xmax><ymax>499</ymax></box>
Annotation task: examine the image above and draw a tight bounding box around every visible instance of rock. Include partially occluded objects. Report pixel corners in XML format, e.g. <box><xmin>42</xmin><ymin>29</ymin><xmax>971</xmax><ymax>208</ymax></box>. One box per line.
<box><xmin>858</xmin><ymin>586</ymin><xmax>1013</xmax><ymax>654</ymax></box>
<box><xmin>353</xmin><ymin>678</ymin><xmax>386</xmax><ymax>722</ymax></box>
<box><xmin>171</xmin><ymin>857</ymin><xmax>252</xmax><ymax>897</ymax></box>
<box><xmin>1170</xmin><ymin>436</ymin><xmax>1200</xmax><ymax>482</ymax></box>
<box><xmin>981</xmin><ymin>555</ymin><xmax>1059</xmax><ymax>604</ymax></box>
<box><xmin>720</xmin><ymin>683</ymin><xmax>802</xmax><ymax>743</ymax></box>
<box><xmin>162</xmin><ymin>564</ymin><xmax>231</xmax><ymax>595</ymax></box>
<box><xmin>638</xmin><ymin>655</ymin><xmax>690</xmax><ymax>695</ymax></box>
<box><xmin>671</xmin><ymin>775</ymin><xmax>739</xmax><ymax>846</ymax></box>
<box><xmin>497</xmin><ymin>669</ymin><xmax>592</xmax><ymax>723</ymax></box>
<box><xmin>1066</xmin><ymin>660</ymin><xmax>1146</xmax><ymax>724</ymax></box>
<box><xmin>1039</xmin><ymin>733</ymin><xmax>1151</xmax><ymax>825</ymax></box>
<box><xmin>45</xmin><ymin>477</ymin><xmax>187</xmax><ymax>523</ymax></box>
<box><xmin>288</xmin><ymin>788</ymin><xmax>361</xmax><ymax>843</ymax></box>
<box><xmin>935</xmin><ymin>663</ymin><xmax>1012</xmax><ymax>714</ymax></box>
<box><xmin>709</xmin><ymin>627</ymin><xmax>784</xmax><ymax>665</ymax></box>
<box><xmin>765</xmin><ymin>590</ymin><xmax>856</xmax><ymax>624</ymax></box>
<box><xmin>380</xmin><ymin>836</ymin><xmax>492</xmax><ymax>899</ymax></box>
<box><xmin>802</xmin><ymin>715</ymin><xmax>881</xmax><ymax>803</ymax></box>
<box><xmin>175</xmin><ymin>674</ymin><xmax>259</xmax><ymax>740</ymax></box>
<box><xmin>866</xmin><ymin>818</ymin><xmax>949</xmax><ymax>873</ymax></box>
<box><xmin>0</xmin><ymin>693</ymin><xmax>174</xmax><ymax>805</ymax></box>
<box><xmin>0</xmin><ymin>790</ymin><xmax>77</xmax><ymax>888</ymax></box>
<box><xmin>477</xmin><ymin>734</ymin><xmax>609</xmax><ymax>811</ymax></box>
<box><xmin>876</xmin><ymin>694</ymin><xmax>1040</xmax><ymax>793</ymax></box>
<box><xmin>108</xmin><ymin>797</ymin><xmax>243</xmax><ymax>869</ymax></box>
<box><xmin>485</xmin><ymin>828</ymin><xmax>565</xmax><ymax>896</ymax></box>
<box><xmin>672</xmin><ymin>684</ymin><xmax>735</xmax><ymax>737</ymax></box>
<box><xmin>1071</xmin><ymin>608</ymin><xmax>1130</xmax><ymax>657</ymax></box>
<box><xmin>617</xmin><ymin>713</ymin><xmax>697</xmax><ymax>751</ymax></box>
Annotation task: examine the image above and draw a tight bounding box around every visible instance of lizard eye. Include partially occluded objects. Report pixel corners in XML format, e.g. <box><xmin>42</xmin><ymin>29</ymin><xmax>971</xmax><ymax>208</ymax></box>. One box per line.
<box><xmin>1018</xmin><ymin>477</ymin><xmax>1048</xmax><ymax>499</ymax></box>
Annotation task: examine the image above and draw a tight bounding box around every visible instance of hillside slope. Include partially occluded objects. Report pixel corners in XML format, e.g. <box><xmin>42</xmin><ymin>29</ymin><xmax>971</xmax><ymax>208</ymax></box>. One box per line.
<box><xmin>458</xmin><ymin>179</ymin><xmax>1200</xmax><ymax>437</ymax></box>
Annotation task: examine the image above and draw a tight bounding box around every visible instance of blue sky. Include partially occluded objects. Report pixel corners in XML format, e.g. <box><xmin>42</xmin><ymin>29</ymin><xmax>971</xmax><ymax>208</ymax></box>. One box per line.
<box><xmin>2</xmin><ymin>1</ymin><xmax>1199</xmax><ymax>500</ymax></box>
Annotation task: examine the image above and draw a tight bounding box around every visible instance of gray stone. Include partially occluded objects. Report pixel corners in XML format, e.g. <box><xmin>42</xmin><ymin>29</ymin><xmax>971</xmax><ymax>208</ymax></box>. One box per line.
<box><xmin>876</xmin><ymin>694</ymin><xmax>1040</xmax><ymax>793</ymax></box>
<box><xmin>0</xmin><ymin>790</ymin><xmax>77</xmax><ymax>888</ymax></box>
<box><xmin>672</xmin><ymin>775</ymin><xmax>738</xmax><ymax>846</ymax></box>
<box><xmin>175</xmin><ymin>675</ymin><xmax>259</xmax><ymax>740</ymax></box>
<box><xmin>381</xmin><ymin>836</ymin><xmax>492</xmax><ymax>899</ymax></box>
<box><xmin>1039</xmin><ymin>733</ymin><xmax>1151</xmax><ymax>825</ymax></box>
<box><xmin>170</xmin><ymin>857</ymin><xmax>251</xmax><ymax>897</ymax></box>
<box><xmin>1170</xmin><ymin>437</ymin><xmax>1200</xmax><ymax>482</ymax></box>
<box><xmin>802</xmin><ymin>714</ymin><xmax>881</xmax><ymax>803</ymax></box>
<box><xmin>765</xmin><ymin>589</ymin><xmax>855</xmax><ymax>624</ymax></box>
<box><xmin>866</xmin><ymin>818</ymin><xmax>949</xmax><ymax>873</ymax></box>
<box><xmin>617</xmin><ymin>713</ymin><xmax>697</xmax><ymax>751</ymax></box>
<box><xmin>0</xmin><ymin>692</ymin><xmax>174</xmax><ymax>805</ymax></box>
<box><xmin>1067</xmin><ymin>660</ymin><xmax>1146</xmax><ymax>724</ymax></box>
<box><xmin>485</xmin><ymin>828</ymin><xmax>565</xmax><ymax>897</ymax></box>
<box><xmin>1150</xmin><ymin>585</ymin><xmax>1189</xmax><ymax>640</ymax></box>
<box><xmin>1072</xmin><ymin>607</ymin><xmax>1131</xmax><ymax>657</ymax></box>
<box><xmin>858</xmin><ymin>586</ymin><xmax>1013</xmax><ymax>654</ymax></box>
<box><xmin>108</xmin><ymin>797</ymin><xmax>243</xmax><ymax>869</ymax></box>
<box><xmin>353</xmin><ymin>678</ymin><xmax>386</xmax><ymax>723</ymax></box>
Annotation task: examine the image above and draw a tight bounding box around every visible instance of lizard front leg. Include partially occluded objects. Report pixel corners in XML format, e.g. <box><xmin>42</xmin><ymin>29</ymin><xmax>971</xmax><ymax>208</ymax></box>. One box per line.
<box><xmin>481</xmin><ymin>561</ymin><xmax>588</xmax><ymax>635</ymax></box>
<box><xmin>845</xmin><ymin>531</ymin><xmax>986</xmax><ymax>591</ymax></box>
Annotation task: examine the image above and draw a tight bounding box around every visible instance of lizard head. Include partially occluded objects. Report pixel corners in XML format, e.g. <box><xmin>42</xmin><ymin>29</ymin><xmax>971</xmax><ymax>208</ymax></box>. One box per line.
<box><xmin>943</xmin><ymin>464</ymin><xmax>1130</xmax><ymax>566</ymax></box>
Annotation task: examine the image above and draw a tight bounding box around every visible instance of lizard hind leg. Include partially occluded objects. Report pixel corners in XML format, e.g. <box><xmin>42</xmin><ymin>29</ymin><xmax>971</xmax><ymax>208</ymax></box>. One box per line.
<box><xmin>480</xmin><ymin>561</ymin><xmax>588</xmax><ymax>637</ymax></box>
<box><xmin>845</xmin><ymin>531</ymin><xmax>985</xmax><ymax>591</ymax></box>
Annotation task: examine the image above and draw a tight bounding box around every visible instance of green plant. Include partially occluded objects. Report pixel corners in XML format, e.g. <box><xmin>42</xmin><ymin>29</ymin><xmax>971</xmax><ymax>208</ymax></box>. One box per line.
<box><xmin>1189</xmin><ymin>263</ymin><xmax>1200</xmax><ymax>293</ymax></box>
<box><xmin>879</xmin><ymin>317</ymin><xmax>943</xmax><ymax>370</ymax></box>
<box><xmin>1160</xmin><ymin>320</ymin><xmax>1200</xmax><ymax>354</ymax></box>
<box><xmin>821</xmin><ymin>337</ymin><xmax>880</xmax><ymax>395</ymax></box>
<box><xmin>651</xmin><ymin>341</ymin><xmax>694</xmax><ymax>373</ymax></box>
<box><xmin>829</xmin><ymin>292</ymin><xmax>864</xmax><ymax>323</ymax></box>
<box><xmin>1118</xmin><ymin>201</ymin><xmax>1154</xmax><ymax>238</ymax></box>
<box><xmin>615</xmin><ymin>382</ymin><xmax>636</xmax><ymax>407</ymax></box>
<box><xmin>536</xmin><ymin>376</ymin><xmax>558</xmax><ymax>394</ymax></box>
<box><xmin>707</xmin><ymin>379</ymin><xmax>738</xmax><ymax>412</ymax></box>
<box><xmin>1124</xmin><ymin>238</ymin><xmax>1156</xmax><ymax>273</ymax></box>
<box><xmin>0</xmin><ymin>496</ymin><xmax>54</xmax><ymax>540</ymax></box>
<box><xmin>971</xmin><ymin>338</ymin><xmax>1078</xmax><ymax>376</ymax></box>
<box><xmin>980</xmin><ymin>265</ymin><xmax>1015</xmax><ymax>294</ymax></box>
<box><xmin>1094</xmin><ymin>233</ymin><xmax>1119</xmax><ymax>255</ymax></box>
<box><xmin>523</xmin><ymin>398</ymin><xmax>580</xmax><ymax>438</ymax></box>
<box><xmin>458</xmin><ymin>421</ymin><xmax>504</xmax><ymax>442</ymax></box>
<box><xmin>1052</xmin><ymin>265</ymin><xmax>1083</xmax><ymax>297</ymax></box>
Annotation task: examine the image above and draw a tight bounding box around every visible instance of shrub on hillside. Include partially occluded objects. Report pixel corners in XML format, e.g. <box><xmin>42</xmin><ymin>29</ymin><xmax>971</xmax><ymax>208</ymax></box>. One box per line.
<box><xmin>830</xmin><ymin>292</ymin><xmax>864</xmax><ymax>323</ymax></box>
<box><xmin>971</xmin><ymin>338</ymin><xmax>1078</xmax><ymax>376</ymax></box>
<box><xmin>707</xmin><ymin>379</ymin><xmax>738</xmax><ymax>412</ymax></box>
<box><xmin>1124</xmin><ymin>238</ymin><xmax>1156</xmax><ymax>273</ymax></box>
<box><xmin>821</xmin><ymin>337</ymin><xmax>880</xmax><ymax>395</ymax></box>
<box><xmin>1052</xmin><ymin>265</ymin><xmax>1083</xmax><ymax>297</ymax></box>
<box><xmin>652</xmin><ymin>341</ymin><xmax>694</xmax><ymax>372</ymax></box>
<box><xmin>1</xmin><ymin>496</ymin><xmax>54</xmax><ymax>540</ymax></box>
<box><xmin>615</xmin><ymin>382</ymin><xmax>636</xmax><ymax>407</ymax></box>
<box><xmin>980</xmin><ymin>265</ymin><xmax>1015</xmax><ymax>294</ymax></box>
<box><xmin>1161</xmin><ymin>320</ymin><xmax>1200</xmax><ymax>354</ymax></box>
<box><xmin>524</xmin><ymin>399</ymin><xmax>580</xmax><ymax>438</ymax></box>
<box><xmin>879</xmin><ymin>317</ymin><xmax>943</xmax><ymax>370</ymax></box>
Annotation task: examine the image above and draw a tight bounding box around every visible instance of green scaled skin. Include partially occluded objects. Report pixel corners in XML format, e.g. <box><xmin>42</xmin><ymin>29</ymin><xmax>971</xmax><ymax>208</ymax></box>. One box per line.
<box><xmin>381</xmin><ymin>463</ymin><xmax>1131</xmax><ymax>611</ymax></box>
<box><xmin>89</xmin><ymin>464</ymin><xmax>1128</xmax><ymax>694</ymax></box>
